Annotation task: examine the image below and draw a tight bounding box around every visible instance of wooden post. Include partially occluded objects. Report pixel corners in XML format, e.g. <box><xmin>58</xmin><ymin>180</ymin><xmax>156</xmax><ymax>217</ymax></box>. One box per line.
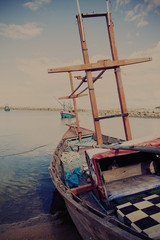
<box><xmin>69</xmin><ymin>71</ymin><xmax>82</xmax><ymax>142</ymax></box>
<box><xmin>77</xmin><ymin>15</ymin><xmax>103</xmax><ymax>145</ymax></box>
<box><xmin>106</xmin><ymin>12</ymin><xmax>132</xmax><ymax>141</ymax></box>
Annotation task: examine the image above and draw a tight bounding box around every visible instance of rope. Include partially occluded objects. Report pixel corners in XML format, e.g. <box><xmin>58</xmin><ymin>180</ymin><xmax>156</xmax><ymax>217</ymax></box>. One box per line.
<box><xmin>0</xmin><ymin>144</ymin><xmax>49</xmax><ymax>158</ymax></box>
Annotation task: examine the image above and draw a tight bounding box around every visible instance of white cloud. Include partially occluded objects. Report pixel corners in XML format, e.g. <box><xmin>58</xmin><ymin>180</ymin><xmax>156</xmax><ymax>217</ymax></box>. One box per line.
<box><xmin>125</xmin><ymin>1</ymin><xmax>160</xmax><ymax>28</ymax></box>
<box><xmin>122</xmin><ymin>41</ymin><xmax>160</xmax><ymax>107</ymax></box>
<box><xmin>18</xmin><ymin>57</ymin><xmax>49</xmax><ymax>80</ymax></box>
<box><xmin>144</xmin><ymin>0</ymin><xmax>160</xmax><ymax>8</ymax></box>
<box><xmin>137</xmin><ymin>19</ymin><xmax>148</xmax><ymax>27</ymax></box>
<box><xmin>0</xmin><ymin>23</ymin><xmax>43</xmax><ymax>40</ymax></box>
<box><xmin>24</xmin><ymin>0</ymin><xmax>51</xmax><ymax>11</ymax></box>
<box><xmin>115</xmin><ymin>0</ymin><xmax>130</xmax><ymax>10</ymax></box>
<box><xmin>125</xmin><ymin>3</ymin><xmax>148</xmax><ymax>28</ymax></box>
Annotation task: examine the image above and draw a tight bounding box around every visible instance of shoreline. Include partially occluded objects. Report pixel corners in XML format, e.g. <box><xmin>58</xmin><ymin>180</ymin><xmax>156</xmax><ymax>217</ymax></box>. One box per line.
<box><xmin>98</xmin><ymin>108</ymin><xmax>160</xmax><ymax>119</ymax></box>
<box><xmin>1</xmin><ymin>106</ymin><xmax>160</xmax><ymax>118</ymax></box>
<box><xmin>0</xmin><ymin>214</ymin><xmax>82</xmax><ymax>240</ymax></box>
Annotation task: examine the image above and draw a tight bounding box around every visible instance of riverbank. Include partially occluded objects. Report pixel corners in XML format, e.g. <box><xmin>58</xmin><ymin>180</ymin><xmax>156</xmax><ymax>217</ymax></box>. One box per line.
<box><xmin>0</xmin><ymin>106</ymin><xmax>86</xmax><ymax>112</ymax></box>
<box><xmin>1</xmin><ymin>106</ymin><xmax>160</xmax><ymax>118</ymax></box>
<box><xmin>99</xmin><ymin>108</ymin><xmax>160</xmax><ymax>119</ymax></box>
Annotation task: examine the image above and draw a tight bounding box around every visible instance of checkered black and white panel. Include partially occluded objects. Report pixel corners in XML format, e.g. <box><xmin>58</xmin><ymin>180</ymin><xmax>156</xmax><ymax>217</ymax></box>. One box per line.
<box><xmin>116</xmin><ymin>194</ymin><xmax>160</xmax><ymax>239</ymax></box>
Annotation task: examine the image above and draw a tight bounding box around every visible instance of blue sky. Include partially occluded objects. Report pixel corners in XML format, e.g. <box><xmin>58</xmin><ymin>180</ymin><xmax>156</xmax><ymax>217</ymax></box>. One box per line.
<box><xmin>0</xmin><ymin>0</ymin><xmax>160</xmax><ymax>109</ymax></box>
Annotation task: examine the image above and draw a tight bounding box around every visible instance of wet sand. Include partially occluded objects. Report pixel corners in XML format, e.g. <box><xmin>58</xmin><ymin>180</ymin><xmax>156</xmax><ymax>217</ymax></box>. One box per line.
<box><xmin>0</xmin><ymin>167</ymin><xmax>82</xmax><ymax>240</ymax></box>
<box><xmin>0</xmin><ymin>214</ymin><xmax>82</xmax><ymax>240</ymax></box>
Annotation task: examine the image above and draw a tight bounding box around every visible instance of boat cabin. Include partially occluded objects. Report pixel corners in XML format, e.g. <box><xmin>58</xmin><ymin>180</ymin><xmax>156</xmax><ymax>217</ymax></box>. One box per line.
<box><xmin>85</xmin><ymin>137</ymin><xmax>160</xmax><ymax>203</ymax></box>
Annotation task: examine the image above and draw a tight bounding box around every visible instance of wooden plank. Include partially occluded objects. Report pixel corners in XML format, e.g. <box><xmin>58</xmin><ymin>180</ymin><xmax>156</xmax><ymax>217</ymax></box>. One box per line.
<box><xmin>65</xmin><ymin>123</ymin><xmax>77</xmax><ymax>128</ymax></box>
<box><xmin>80</xmin><ymin>12</ymin><xmax>107</xmax><ymax>18</ymax></box>
<box><xmin>62</xmin><ymin>126</ymin><xmax>94</xmax><ymax>139</ymax></box>
<box><xmin>95</xmin><ymin>113</ymin><xmax>128</xmax><ymax>121</ymax></box>
<box><xmin>58</xmin><ymin>93</ymin><xmax>88</xmax><ymax>100</ymax></box>
<box><xmin>71</xmin><ymin>183</ymin><xmax>93</xmax><ymax>195</ymax></box>
<box><xmin>48</xmin><ymin>57</ymin><xmax>152</xmax><ymax>73</ymax></box>
<box><xmin>103</xmin><ymin>161</ymin><xmax>155</xmax><ymax>183</ymax></box>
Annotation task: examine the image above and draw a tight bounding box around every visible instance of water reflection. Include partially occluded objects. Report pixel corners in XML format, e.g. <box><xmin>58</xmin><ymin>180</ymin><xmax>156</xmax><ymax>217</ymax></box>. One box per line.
<box><xmin>0</xmin><ymin>110</ymin><xmax>59</xmax><ymax>224</ymax></box>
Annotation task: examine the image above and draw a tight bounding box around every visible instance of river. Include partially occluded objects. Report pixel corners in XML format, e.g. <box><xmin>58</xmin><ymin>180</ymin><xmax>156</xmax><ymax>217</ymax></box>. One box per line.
<box><xmin>0</xmin><ymin>109</ymin><xmax>159</xmax><ymax>238</ymax></box>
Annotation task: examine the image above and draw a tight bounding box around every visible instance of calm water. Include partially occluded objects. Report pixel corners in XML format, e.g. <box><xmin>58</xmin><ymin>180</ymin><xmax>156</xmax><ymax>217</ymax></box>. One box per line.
<box><xmin>0</xmin><ymin>109</ymin><xmax>160</xmax><ymax>225</ymax></box>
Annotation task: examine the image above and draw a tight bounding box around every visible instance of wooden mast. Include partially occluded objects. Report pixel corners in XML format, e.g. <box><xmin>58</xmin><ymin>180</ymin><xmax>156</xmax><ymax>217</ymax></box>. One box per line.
<box><xmin>77</xmin><ymin>14</ymin><xmax>103</xmax><ymax>145</ymax></box>
<box><xmin>48</xmin><ymin>3</ymin><xmax>152</xmax><ymax>144</ymax></box>
<box><xmin>106</xmin><ymin>10</ymin><xmax>132</xmax><ymax>140</ymax></box>
<box><xmin>69</xmin><ymin>71</ymin><xmax>82</xmax><ymax>142</ymax></box>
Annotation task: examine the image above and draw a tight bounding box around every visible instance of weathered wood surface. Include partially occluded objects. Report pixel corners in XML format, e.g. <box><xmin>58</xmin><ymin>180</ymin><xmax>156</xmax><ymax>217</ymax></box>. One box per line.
<box><xmin>48</xmin><ymin>58</ymin><xmax>152</xmax><ymax>73</ymax></box>
<box><xmin>80</xmin><ymin>12</ymin><xmax>108</xmax><ymax>18</ymax></box>
<box><xmin>66</xmin><ymin>196</ymin><xmax>144</xmax><ymax>240</ymax></box>
<box><xmin>71</xmin><ymin>184</ymin><xmax>93</xmax><ymax>195</ymax></box>
<box><xmin>62</xmin><ymin>126</ymin><xmax>94</xmax><ymax>140</ymax></box>
<box><xmin>103</xmin><ymin>161</ymin><xmax>155</xmax><ymax>183</ymax></box>
<box><xmin>59</xmin><ymin>93</ymin><xmax>87</xmax><ymax>100</ymax></box>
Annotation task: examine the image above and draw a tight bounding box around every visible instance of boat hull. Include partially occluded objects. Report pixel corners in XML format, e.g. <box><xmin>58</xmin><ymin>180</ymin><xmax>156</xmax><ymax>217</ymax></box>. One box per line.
<box><xmin>60</xmin><ymin>111</ymin><xmax>75</xmax><ymax>118</ymax></box>
<box><xmin>4</xmin><ymin>106</ymin><xmax>10</xmax><ymax>111</ymax></box>
<box><xmin>52</xmin><ymin>181</ymin><xmax>143</xmax><ymax>240</ymax></box>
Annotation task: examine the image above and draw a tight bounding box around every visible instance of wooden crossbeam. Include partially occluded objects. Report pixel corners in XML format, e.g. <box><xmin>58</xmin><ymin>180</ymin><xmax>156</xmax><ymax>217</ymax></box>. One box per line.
<box><xmin>80</xmin><ymin>12</ymin><xmax>107</xmax><ymax>18</ymax></box>
<box><xmin>94</xmin><ymin>113</ymin><xmax>128</xmax><ymax>121</ymax></box>
<box><xmin>77</xmin><ymin>70</ymin><xmax>105</xmax><ymax>96</ymax></box>
<box><xmin>59</xmin><ymin>93</ymin><xmax>87</xmax><ymax>100</ymax></box>
<box><xmin>69</xmin><ymin>76</ymin><xmax>87</xmax><ymax>97</ymax></box>
<box><xmin>48</xmin><ymin>57</ymin><xmax>152</xmax><ymax>73</ymax></box>
<box><xmin>70</xmin><ymin>73</ymin><xmax>103</xmax><ymax>97</ymax></box>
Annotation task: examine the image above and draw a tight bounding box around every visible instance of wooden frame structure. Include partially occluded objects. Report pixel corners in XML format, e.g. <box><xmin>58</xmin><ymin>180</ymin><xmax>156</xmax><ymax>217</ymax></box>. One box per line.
<box><xmin>48</xmin><ymin>9</ymin><xmax>152</xmax><ymax>145</ymax></box>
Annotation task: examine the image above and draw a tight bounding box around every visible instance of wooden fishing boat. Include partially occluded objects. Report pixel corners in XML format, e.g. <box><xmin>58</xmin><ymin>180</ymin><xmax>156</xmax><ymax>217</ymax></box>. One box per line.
<box><xmin>56</xmin><ymin>99</ymin><xmax>76</xmax><ymax>118</ymax></box>
<box><xmin>60</xmin><ymin>110</ymin><xmax>76</xmax><ymax>119</ymax></box>
<box><xmin>48</xmin><ymin>1</ymin><xmax>160</xmax><ymax>239</ymax></box>
<box><xmin>4</xmin><ymin>106</ymin><xmax>10</xmax><ymax>112</ymax></box>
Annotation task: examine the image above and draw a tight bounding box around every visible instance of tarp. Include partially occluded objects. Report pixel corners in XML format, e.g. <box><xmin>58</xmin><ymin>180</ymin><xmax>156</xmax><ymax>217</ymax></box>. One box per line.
<box><xmin>106</xmin><ymin>175</ymin><xmax>160</xmax><ymax>202</ymax></box>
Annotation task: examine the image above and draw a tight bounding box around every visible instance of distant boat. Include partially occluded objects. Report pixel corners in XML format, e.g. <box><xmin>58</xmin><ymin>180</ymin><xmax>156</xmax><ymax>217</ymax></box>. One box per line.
<box><xmin>59</xmin><ymin>101</ymin><xmax>76</xmax><ymax>119</ymax></box>
<box><xmin>4</xmin><ymin>106</ymin><xmax>10</xmax><ymax>112</ymax></box>
<box><xmin>60</xmin><ymin>110</ymin><xmax>76</xmax><ymax>118</ymax></box>
<box><xmin>54</xmin><ymin>97</ymin><xmax>76</xmax><ymax>119</ymax></box>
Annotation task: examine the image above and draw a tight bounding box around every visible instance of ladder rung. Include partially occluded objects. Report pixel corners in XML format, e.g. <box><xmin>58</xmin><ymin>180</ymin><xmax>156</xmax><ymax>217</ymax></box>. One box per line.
<box><xmin>95</xmin><ymin>113</ymin><xmax>128</xmax><ymax>121</ymax></box>
<box><xmin>76</xmin><ymin>13</ymin><xmax>107</xmax><ymax>19</ymax></box>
